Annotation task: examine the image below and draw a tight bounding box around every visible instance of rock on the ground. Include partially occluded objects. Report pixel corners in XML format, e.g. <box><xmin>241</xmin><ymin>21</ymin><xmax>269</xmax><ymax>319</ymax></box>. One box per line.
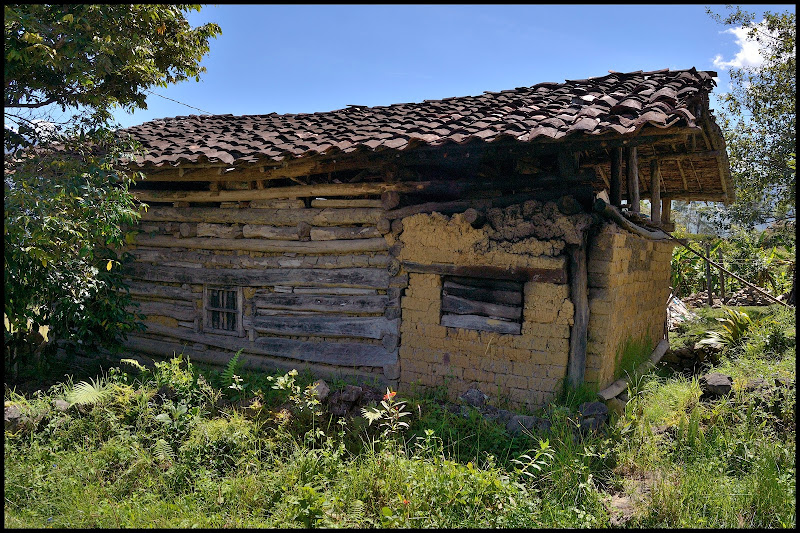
<box><xmin>459</xmin><ymin>387</ymin><xmax>488</xmax><ymax>408</ymax></box>
<box><xmin>506</xmin><ymin>414</ymin><xmax>551</xmax><ymax>436</ymax></box>
<box><xmin>578</xmin><ymin>401</ymin><xmax>609</xmax><ymax>432</ymax></box>
<box><xmin>340</xmin><ymin>385</ymin><xmax>363</xmax><ymax>403</ymax></box>
<box><xmin>52</xmin><ymin>399</ymin><xmax>70</xmax><ymax>412</ymax></box>
<box><xmin>311</xmin><ymin>380</ymin><xmax>330</xmax><ymax>402</ymax></box>
<box><xmin>700</xmin><ymin>372</ymin><xmax>733</xmax><ymax>397</ymax></box>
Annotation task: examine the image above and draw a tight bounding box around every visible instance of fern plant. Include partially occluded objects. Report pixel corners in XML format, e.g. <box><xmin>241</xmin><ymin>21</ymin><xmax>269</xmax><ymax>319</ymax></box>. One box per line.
<box><xmin>219</xmin><ymin>349</ymin><xmax>246</xmax><ymax>401</ymax></box>
<box><xmin>65</xmin><ymin>376</ymin><xmax>113</xmax><ymax>406</ymax></box>
<box><xmin>698</xmin><ymin>307</ymin><xmax>754</xmax><ymax>350</ymax></box>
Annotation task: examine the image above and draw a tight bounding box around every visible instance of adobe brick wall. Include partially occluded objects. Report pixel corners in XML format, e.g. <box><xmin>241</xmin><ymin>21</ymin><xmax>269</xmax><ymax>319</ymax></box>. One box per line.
<box><xmin>584</xmin><ymin>223</ymin><xmax>677</xmax><ymax>388</ymax></box>
<box><xmin>395</xmin><ymin>210</ymin><xmax>574</xmax><ymax>411</ymax></box>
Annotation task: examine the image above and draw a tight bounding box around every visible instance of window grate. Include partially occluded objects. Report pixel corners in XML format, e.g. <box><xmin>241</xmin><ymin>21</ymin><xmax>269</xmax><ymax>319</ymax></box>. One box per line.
<box><xmin>204</xmin><ymin>287</ymin><xmax>242</xmax><ymax>335</ymax></box>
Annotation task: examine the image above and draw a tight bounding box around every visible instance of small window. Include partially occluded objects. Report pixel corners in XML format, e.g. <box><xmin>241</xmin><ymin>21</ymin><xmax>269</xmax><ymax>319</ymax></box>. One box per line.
<box><xmin>440</xmin><ymin>276</ymin><xmax>523</xmax><ymax>335</ymax></box>
<box><xmin>204</xmin><ymin>286</ymin><xmax>244</xmax><ymax>336</ymax></box>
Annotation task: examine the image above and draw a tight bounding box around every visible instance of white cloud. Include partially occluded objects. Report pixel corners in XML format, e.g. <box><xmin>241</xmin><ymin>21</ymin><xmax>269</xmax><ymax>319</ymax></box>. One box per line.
<box><xmin>712</xmin><ymin>22</ymin><xmax>768</xmax><ymax>70</ymax></box>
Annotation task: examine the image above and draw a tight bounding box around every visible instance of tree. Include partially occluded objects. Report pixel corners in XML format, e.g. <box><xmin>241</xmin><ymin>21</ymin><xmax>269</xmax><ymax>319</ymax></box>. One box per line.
<box><xmin>706</xmin><ymin>6</ymin><xmax>796</xmax><ymax>230</ymax></box>
<box><xmin>4</xmin><ymin>5</ymin><xmax>221</xmax><ymax>368</ymax></box>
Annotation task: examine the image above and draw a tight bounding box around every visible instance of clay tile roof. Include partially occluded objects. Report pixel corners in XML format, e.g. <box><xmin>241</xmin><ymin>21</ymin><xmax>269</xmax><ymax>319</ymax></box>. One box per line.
<box><xmin>120</xmin><ymin>68</ymin><xmax>718</xmax><ymax>168</ymax></box>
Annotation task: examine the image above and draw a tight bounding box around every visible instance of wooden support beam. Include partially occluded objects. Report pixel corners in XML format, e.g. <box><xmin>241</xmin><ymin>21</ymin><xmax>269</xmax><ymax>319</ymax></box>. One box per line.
<box><xmin>610</xmin><ymin>147</ymin><xmax>622</xmax><ymax>207</ymax></box>
<box><xmin>661</xmin><ymin>198</ymin><xmax>671</xmax><ymax>224</ymax></box>
<box><xmin>650</xmin><ymin>159</ymin><xmax>661</xmax><ymax>224</ymax></box>
<box><xmin>139</xmin><ymin>206</ymin><xmax>383</xmax><ymax>226</ymax></box>
<box><xmin>566</xmin><ymin>232</ymin><xmax>589</xmax><ymax>388</ymax></box>
<box><xmin>134</xmin><ymin>234</ymin><xmax>389</xmax><ymax>254</ymax></box>
<box><xmin>401</xmin><ymin>261</ymin><xmax>568</xmax><ymax>284</ymax></box>
<box><xmin>625</xmin><ymin>146</ymin><xmax>640</xmax><ymax>213</ymax></box>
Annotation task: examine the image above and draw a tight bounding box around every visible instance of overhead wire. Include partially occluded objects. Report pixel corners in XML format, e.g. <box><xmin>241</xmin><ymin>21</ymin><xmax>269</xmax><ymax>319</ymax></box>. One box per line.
<box><xmin>145</xmin><ymin>89</ymin><xmax>214</xmax><ymax>115</ymax></box>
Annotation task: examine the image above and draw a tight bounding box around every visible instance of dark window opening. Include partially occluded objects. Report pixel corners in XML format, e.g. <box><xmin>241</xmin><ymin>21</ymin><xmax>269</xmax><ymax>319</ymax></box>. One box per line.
<box><xmin>440</xmin><ymin>275</ymin><xmax>523</xmax><ymax>335</ymax></box>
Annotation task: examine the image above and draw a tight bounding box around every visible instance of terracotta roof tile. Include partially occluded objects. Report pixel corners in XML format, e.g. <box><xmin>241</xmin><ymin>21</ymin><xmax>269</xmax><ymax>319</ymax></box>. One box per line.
<box><xmin>121</xmin><ymin>68</ymin><xmax>718</xmax><ymax>167</ymax></box>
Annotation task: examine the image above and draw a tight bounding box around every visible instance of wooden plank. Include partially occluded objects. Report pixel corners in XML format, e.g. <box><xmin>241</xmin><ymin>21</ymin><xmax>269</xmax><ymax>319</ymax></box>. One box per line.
<box><xmin>241</xmin><ymin>224</ymin><xmax>300</xmax><ymax>240</ymax></box>
<box><xmin>440</xmin><ymin>314</ymin><xmax>521</xmax><ymax>335</ymax></box>
<box><xmin>311</xmin><ymin>198</ymin><xmax>383</xmax><ymax>208</ymax></box>
<box><xmin>251</xmin><ymin>315</ymin><xmax>397</xmax><ymax>340</ymax></box>
<box><xmin>441</xmin><ymin>294</ymin><xmax>521</xmax><ymax>321</ymax></box>
<box><xmin>291</xmin><ymin>287</ymin><xmax>379</xmax><ymax>295</ymax></box>
<box><xmin>128</xmin><ymin>264</ymin><xmax>390</xmax><ymax>288</ymax></box>
<box><xmin>129</xmin><ymin>248</ymin><xmax>389</xmax><ymax>269</ymax></box>
<box><xmin>134</xmin><ymin>234</ymin><xmax>388</xmax><ymax>254</ymax></box>
<box><xmin>196</xmin><ymin>223</ymin><xmax>243</xmax><ymax>239</ymax></box>
<box><xmin>128</xmin><ymin>325</ymin><xmax>397</xmax><ymax>367</ymax></box>
<box><xmin>650</xmin><ymin>159</ymin><xmax>661</xmax><ymax>224</ymax></box>
<box><xmin>310</xmin><ymin>226</ymin><xmax>381</xmax><ymax>241</ymax></box>
<box><xmin>442</xmin><ymin>282</ymin><xmax>523</xmax><ymax>306</ymax></box>
<box><xmin>253</xmin><ymin>293</ymin><xmax>388</xmax><ymax>314</ymax></box>
<box><xmin>134</xmin><ymin>300</ymin><xmax>197</xmax><ymax>322</ymax></box>
<box><xmin>625</xmin><ymin>146</ymin><xmax>640</xmax><ymax>212</ymax></box>
<box><xmin>125</xmin><ymin>281</ymin><xmax>195</xmax><ymax>302</ymax></box>
<box><xmin>139</xmin><ymin>206</ymin><xmax>383</xmax><ymax>226</ymax></box>
<box><xmin>133</xmin><ymin>180</ymin><xmax>446</xmax><ymax>203</ymax></box>
<box><xmin>445</xmin><ymin>276</ymin><xmax>523</xmax><ymax>292</ymax></box>
<box><xmin>566</xmin><ymin>236</ymin><xmax>589</xmax><ymax>388</ymax></box>
<box><xmin>403</xmin><ymin>261</ymin><xmax>567</xmax><ymax>284</ymax></box>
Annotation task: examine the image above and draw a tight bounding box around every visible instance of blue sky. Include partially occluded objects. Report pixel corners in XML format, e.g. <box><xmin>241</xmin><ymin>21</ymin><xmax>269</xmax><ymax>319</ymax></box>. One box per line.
<box><xmin>111</xmin><ymin>4</ymin><xmax>795</xmax><ymax>129</ymax></box>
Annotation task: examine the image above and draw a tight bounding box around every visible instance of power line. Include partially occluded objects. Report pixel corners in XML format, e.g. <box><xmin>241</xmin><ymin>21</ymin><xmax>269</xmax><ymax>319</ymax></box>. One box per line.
<box><xmin>145</xmin><ymin>89</ymin><xmax>214</xmax><ymax>115</ymax></box>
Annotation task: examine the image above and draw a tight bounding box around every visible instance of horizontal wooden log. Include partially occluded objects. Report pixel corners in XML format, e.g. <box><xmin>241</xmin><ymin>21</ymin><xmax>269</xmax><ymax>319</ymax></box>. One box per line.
<box><xmin>241</xmin><ymin>224</ymin><xmax>300</xmax><ymax>240</ymax></box>
<box><xmin>441</xmin><ymin>294</ymin><xmax>521</xmax><ymax>321</ymax></box>
<box><xmin>196</xmin><ymin>223</ymin><xmax>243</xmax><ymax>239</ymax></box>
<box><xmin>442</xmin><ymin>282</ymin><xmax>523</xmax><ymax>306</ymax></box>
<box><xmin>129</xmin><ymin>248</ymin><xmax>390</xmax><ymax>269</ymax></box>
<box><xmin>385</xmin><ymin>199</ymin><xmax>490</xmax><ymax>220</ymax></box>
<box><xmin>310</xmin><ymin>198</ymin><xmax>383</xmax><ymax>208</ymax></box>
<box><xmin>291</xmin><ymin>287</ymin><xmax>379</xmax><ymax>295</ymax></box>
<box><xmin>310</xmin><ymin>226</ymin><xmax>381</xmax><ymax>241</ymax></box>
<box><xmin>124</xmin><ymin>281</ymin><xmax>195</xmax><ymax>302</ymax></box>
<box><xmin>139</xmin><ymin>206</ymin><xmax>384</xmax><ymax>226</ymax></box>
<box><xmin>134</xmin><ymin>234</ymin><xmax>389</xmax><ymax>254</ymax></box>
<box><xmin>250</xmin><ymin>199</ymin><xmax>305</xmax><ymax>209</ymax></box>
<box><xmin>128</xmin><ymin>324</ymin><xmax>397</xmax><ymax>367</ymax></box>
<box><xmin>440</xmin><ymin>314</ymin><xmax>521</xmax><ymax>335</ymax></box>
<box><xmin>133</xmin><ymin>300</ymin><xmax>197</xmax><ymax>322</ymax></box>
<box><xmin>252</xmin><ymin>315</ymin><xmax>397</xmax><ymax>340</ymax></box>
<box><xmin>133</xmin><ymin>180</ymin><xmax>442</xmax><ymax>203</ymax></box>
<box><xmin>445</xmin><ymin>276</ymin><xmax>523</xmax><ymax>292</ymax></box>
<box><xmin>253</xmin><ymin>293</ymin><xmax>388</xmax><ymax>314</ymax></box>
<box><xmin>128</xmin><ymin>264</ymin><xmax>390</xmax><ymax>288</ymax></box>
<box><xmin>402</xmin><ymin>261</ymin><xmax>567</xmax><ymax>284</ymax></box>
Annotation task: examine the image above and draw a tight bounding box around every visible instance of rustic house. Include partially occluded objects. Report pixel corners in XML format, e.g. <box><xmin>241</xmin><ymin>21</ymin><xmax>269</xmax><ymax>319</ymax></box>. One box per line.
<box><xmin>118</xmin><ymin>67</ymin><xmax>732</xmax><ymax>410</ymax></box>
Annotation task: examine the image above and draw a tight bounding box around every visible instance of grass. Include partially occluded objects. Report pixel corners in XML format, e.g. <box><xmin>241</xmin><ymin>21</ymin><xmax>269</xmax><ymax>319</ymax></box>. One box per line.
<box><xmin>4</xmin><ymin>305</ymin><xmax>795</xmax><ymax>528</ymax></box>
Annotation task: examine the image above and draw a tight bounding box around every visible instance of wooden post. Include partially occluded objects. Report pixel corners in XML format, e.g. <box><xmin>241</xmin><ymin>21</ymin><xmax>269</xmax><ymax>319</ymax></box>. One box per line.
<box><xmin>650</xmin><ymin>159</ymin><xmax>661</xmax><ymax>224</ymax></box>
<box><xmin>662</xmin><ymin>198</ymin><xmax>671</xmax><ymax>225</ymax></box>
<box><xmin>704</xmin><ymin>241</ymin><xmax>713</xmax><ymax>306</ymax></box>
<box><xmin>625</xmin><ymin>146</ymin><xmax>640</xmax><ymax>213</ymax></box>
<box><xmin>610</xmin><ymin>147</ymin><xmax>622</xmax><ymax>207</ymax></box>
<box><xmin>717</xmin><ymin>247</ymin><xmax>726</xmax><ymax>302</ymax></box>
<box><xmin>567</xmin><ymin>232</ymin><xmax>589</xmax><ymax>389</ymax></box>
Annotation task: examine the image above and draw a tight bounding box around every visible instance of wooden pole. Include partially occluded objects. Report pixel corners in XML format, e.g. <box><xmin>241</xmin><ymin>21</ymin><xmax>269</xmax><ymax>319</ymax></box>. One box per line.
<box><xmin>661</xmin><ymin>198</ymin><xmax>671</xmax><ymax>225</ymax></box>
<box><xmin>704</xmin><ymin>241</ymin><xmax>713</xmax><ymax>306</ymax></box>
<box><xmin>717</xmin><ymin>246</ymin><xmax>726</xmax><ymax>302</ymax></box>
<box><xmin>566</xmin><ymin>231</ymin><xmax>589</xmax><ymax>388</ymax></box>
<box><xmin>626</xmin><ymin>146</ymin><xmax>640</xmax><ymax>213</ymax></box>
<box><xmin>650</xmin><ymin>159</ymin><xmax>661</xmax><ymax>224</ymax></box>
<box><xmin>610</xmin><ymin>147</ymin><xmax>622</xmax><ymax>207</ymax></box>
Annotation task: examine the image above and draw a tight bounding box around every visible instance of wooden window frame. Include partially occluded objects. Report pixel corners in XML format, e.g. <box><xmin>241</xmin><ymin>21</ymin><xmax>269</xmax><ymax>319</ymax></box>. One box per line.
<box><xmin>203</xmin><ymin>285</ymin><xmax>244</xmax><ymax>337</ymax></box>
<box><xmin>439</xmin><ymin>275</ymin><xmax>524</xmax><ymax>336</ymax></box>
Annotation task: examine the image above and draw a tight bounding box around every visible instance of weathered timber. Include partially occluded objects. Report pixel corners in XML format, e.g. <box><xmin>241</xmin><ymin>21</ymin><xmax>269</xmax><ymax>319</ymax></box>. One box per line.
<box><xmin>129</xmin><ymin>324</ymin><xmax>397</xmax><ymax>367</ymax></box>
<box><xmin>129</xmin><ymin>264</ymin><xmax>390</xmax><ymax>288</ymax></box>
<box><xmin>650</xmin><ymin>159</ymin><xmax>661</xmax><ymax>224</ymax></box>
<box><xmin>133</xmin><ymin>180</ymin><xmax>456</xmax><ymax>203</ymax></box>
<box><xmin>566</xmin><ymin>233</ymin><xmax>589</xmax><ymax>388</ymax></box>
<box><xmin>593</xmin><ymin>199</ymin><xmax>670</xmax><ymax>241</ymax></box>
<box><xmin>442</xmin><ymin>281</ymin><xmax>523</xmax><ymax>306</ymax></box>
<box><xmin>297</xmin><ymin>221</ymin><xmax>312</xmax><ymax>241</ymax></box>
<box><xmin>597</xmin><ymin>339</ymin><xmax>669</xmax><ymax>400</ymax></box>
<box><xmin>381</xmin><ymin>191</ymin><xmax>401</xmax><ymax>210</ymax></box>
<box><xmin>253</xmin><ymin>293</ymin><xmax>388</xmax><ymax>314</ymax></box>
<box><xmin>310</xmin><ymin>226</ymin><xmax>381</xmax><ymax>241</ymax></box>
<box><xmin>462</xmin><ymin>208</ymin><xmax>486</xmax><ymax>229</ymax></box>
<box><xmin>134</xmin><ymin>300</ymin><xmax>197</xmax><ymax>322</ymax></box>
<box><xmin>134</xmin><ymin>234</ymin><xmax>389</xmax><ymax>254</ymax></box>
<box><xmin>705</xmin><ymin>241</ymin><xmax>713</xmax><ymax>305</ymax></box>
<box><xmin>310</xmin><ymin>198</ymin><xmax>383</xmax><ymax>208</ymax></box>
<box><xmin>196</xmin><ymin>223</ymin><xmax>243</xmax><ymax>239</ymax></box>
<box><xmin>403</xmin><ymin>261</ymin><xmax>567</xmax><ymax>284</ymax></box>
<box><xmin>445</xmin><ymin>276</ymin><xmax>523</xmax><ymax>292</ymax></box>
<box><xmin>130</xmin><ymin>248</ymin><xmax>389</xmax><ymax>269</ymax></box>
<box><xmin>139</xmin><ymin>206</ymin><xmax>383</xmax><ymax>226</ymax></box>
<box><xmin>251</xmin><ymin>315</ymin><xmax>398</xmax><ymax>340</ymax></box>
<box><xmin>241</xmin><ymin>224</ymin><xmax>300</xmax><ymax>240</ymax></box>
<box><xmin>441</xmin><ymin>294</ymin><xmax>521</xmax><ymax>321</ymax></box>
<box><xmin>124</xmin><ymin>281</ymin><xmax>195</xmax><ymax>301</ymax></box>
<box><xmin>292</xmin><ymin>287</ymin><xmax>378</xmax><ymax>295</ymax></box>
<box><xmin>385</xmin><ymin>199</ymin><xmax>488</xmax><ymax>220</ymax></box>
<box><xmin>440</xmin><ymin>314</ymin><xmax>521</xmax><ymax>335</ymax></box>
<box><xmin>377</xmin><ymin>218</ymin><xmax>391</xmax><ymax>234</ymax></box>
<box><xmin>661</xmin><ymin>198</ymin><xmax>672</xmax><ymax>224</ymax></box>
<box><xmin>250</xmin><ymin>199</ymin><xmax>306</xmax><ymax>209</ymax></box>
<box><xmin>625</xmin><ymin>146</ymin><xmax>640</xmax><ymax>212</ymax></box>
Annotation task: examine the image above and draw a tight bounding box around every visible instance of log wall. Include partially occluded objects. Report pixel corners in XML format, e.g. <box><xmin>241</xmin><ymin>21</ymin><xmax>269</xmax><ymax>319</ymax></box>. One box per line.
<box><xmin>123</xmin><ymin>196</ymin><xmax>403</xmax><ymax>382</ymax></box>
